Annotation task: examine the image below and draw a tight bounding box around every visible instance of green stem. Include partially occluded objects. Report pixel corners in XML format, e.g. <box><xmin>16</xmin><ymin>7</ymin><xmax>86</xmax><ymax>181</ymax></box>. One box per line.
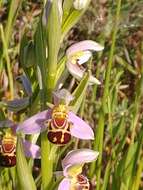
<box><xmin>102</xmin><ymin>3</ymin><xmax>121</xmax><ymax>110</ymax></box>
<box><xmin>0</xmin><ymin>24</ymin><xmax>14</xmax><ymax>99</ymax></box>
<box><xmin>101</xmin><ymin>160</ymin><xmax>111</xmax><ymax>190</ymax></box>
<box><xmin>130</xmin><ymin>71</ymin><xmax>143</xmax><ymax>144</ymax></box>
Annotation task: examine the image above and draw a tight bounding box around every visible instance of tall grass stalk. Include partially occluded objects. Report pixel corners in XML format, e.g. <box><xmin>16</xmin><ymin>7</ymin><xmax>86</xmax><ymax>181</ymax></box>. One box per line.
<box><xmin>0</xmin><ymin>24</ymin><xmax>14</xmax><ymax>99</ymax></box>
<box><xmin>90</xmin><ymin>0</ymin><xmax>122</xmax><ymax>189</ymax></box>
<box><xmin>5</xmin><ymin>0</ymin><xmax>22</xmax><ymax>46</ymax></box>
<box><xmin>132</xmin><ymin>157</ymin><xmax>143</xmax><ymax>190</ymax></box>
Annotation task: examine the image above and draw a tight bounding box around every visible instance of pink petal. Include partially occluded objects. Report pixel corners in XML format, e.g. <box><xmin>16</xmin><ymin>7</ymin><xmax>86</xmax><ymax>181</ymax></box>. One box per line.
<box><xmin>62</xmin><ymin>149</ymin><xmax>99</xmax><ymax>169</ymax></box>
<box><xmin>23</xmin><ymin>140</ymin><xmax>40</xmax><ymax>159</ymax></box>
<box><xmin>66</xmin><ymin>40</ymin><xmax>104</xmax><ymax>56</ymax></box>
<box><xmin>16</xmin><ymin>109</ymin><xmax>52</xmax><ymax>134</ymax></box>
<box><xmin>69</xmin><ymin>112</ymin><xmax>94</xmax><ymax>140</ymax></box>
<box><xmin>66</xmin><ymin>61</ymin><xmax>101</xmax><ymax>85</ymax></box>
<box><xmin>58</xmin><ymin>178</ymin><xmax>70</xmax><ymax>190</ymax></box>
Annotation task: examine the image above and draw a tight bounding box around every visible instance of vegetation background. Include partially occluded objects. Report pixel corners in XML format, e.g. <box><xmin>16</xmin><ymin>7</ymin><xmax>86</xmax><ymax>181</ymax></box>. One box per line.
<box><xmin>0</xmin><ymin>0</ymin><xmax>143</xmax><ymax>190</ymax></box>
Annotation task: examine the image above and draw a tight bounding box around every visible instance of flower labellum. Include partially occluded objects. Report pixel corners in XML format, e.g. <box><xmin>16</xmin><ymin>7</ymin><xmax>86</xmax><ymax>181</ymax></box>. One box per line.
<box><xmin>45</xmin><ymin>104</ymin><xmax>72</xmax><ymax>145</ymax></box>
<box><xmin>71</xmin><ymin>174</ymin><xmax>91</xmax><ymax>190</ymax></box>
<box><xmin>58</xmin><ymin>149</ymin><xmax>99</xmax><ymax>190</ymax></box>
<box><xmin>0</xmin><ymin>132</ymin><xmax>16</xmax><ymax>167</ymax></box>
<box><xmin>17</xmin><ymin>89</ymin><xmax>94</xmax><ymax>145</ymax></box>
<box><xmin>66</xmin><ymin>40</ymin><xmax>104</xmax><ymax>85</ymax></box>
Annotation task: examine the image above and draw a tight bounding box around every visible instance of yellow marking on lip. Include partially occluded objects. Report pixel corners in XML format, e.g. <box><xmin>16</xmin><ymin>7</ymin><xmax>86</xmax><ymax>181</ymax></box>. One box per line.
<box><xmin>67</xmin><ymin>164</ymin><xmax>83</xmax><ymax>178</ymax></box>
<box><xmin>61</xmin><ymin>132</ymin><xmax>65</xmax><ymax>143</ymax></box>
<box><xmin>70</xmin><ymin>51</ymin><xmax>85</xmax><ymax>64</ymax></box>
<box><xmin>53</xmin><ymin>137</ymin><xmax>57</xmax><ymax>142</ymax></box>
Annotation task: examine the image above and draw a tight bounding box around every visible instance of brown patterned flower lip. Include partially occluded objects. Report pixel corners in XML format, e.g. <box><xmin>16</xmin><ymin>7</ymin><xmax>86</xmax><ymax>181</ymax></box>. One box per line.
<box><xmin>0</xmin><ymin>123</ymin><xmax>41</xmax><ymax>161</ymax></box>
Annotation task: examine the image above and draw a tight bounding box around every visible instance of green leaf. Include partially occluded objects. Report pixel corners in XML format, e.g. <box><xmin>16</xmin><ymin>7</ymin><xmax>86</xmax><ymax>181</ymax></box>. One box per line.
<box><xmin>70</xmin><ymin>72</ymin><xmax>89</xmax><ymax>113</ymax></box>
<box><xmin>6</xmin><ymin>98</ymin><xmax>29</xmax><ymax>112</ymax></box>
<box><xmin>46</xmin><ymin>0</ymin><xmax>61</xmax><ymax>90</ymax></box>
<box><xmin>62</xmin><ymin>0</ymin><xmax>73</xmax><ymax>22</ymax></box>
<box><xmin>16</xmin><ymin>137</ymin><xmax>36</xmax><ymax>190</ymax></box>
<box><xmin>55</xmin><ymin>56</ymin><xmax>67</xmax><ymax>83</ymax></box>
<box><xmin>5</xmin><ymin>0</ymin><xmax>22</xmax><ymax>46</ymax></box>
<box><xmin>19</xmin><ymin>33</ymin><xmax>29</xmax><ymax>68</ymax></box>
<box><xmin>34</xmin><ymin>21</ymin><xmax>48</xmax><ymax>109</ymax></box>
<box><xmin>20</xmin><ymin>34</ymin><xmax>36</xmax><ymax>81</ymax></box>
<box><xmin>35</xmin><ymin>21</ymin><xmax>47</xmax><ymax>91</ymax></box>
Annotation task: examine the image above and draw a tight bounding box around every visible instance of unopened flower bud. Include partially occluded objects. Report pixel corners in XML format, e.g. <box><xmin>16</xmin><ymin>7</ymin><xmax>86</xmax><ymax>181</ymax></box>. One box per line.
<box><xmin>73</xmin><ymin>0</ymin><xmax>88</xmax><ymax>10</ymax></box>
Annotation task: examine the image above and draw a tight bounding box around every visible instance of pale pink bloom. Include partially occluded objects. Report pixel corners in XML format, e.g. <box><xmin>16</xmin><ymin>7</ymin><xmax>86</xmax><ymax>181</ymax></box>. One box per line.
<box><xmin>58</xmin><ymin>149</ymin><xmax>99</xmax><ymax>190</ymax></box>
<box><xmin>66</xmin><ymin>40</ymin><xmax>104</xmax><ymax>85</ymax></box>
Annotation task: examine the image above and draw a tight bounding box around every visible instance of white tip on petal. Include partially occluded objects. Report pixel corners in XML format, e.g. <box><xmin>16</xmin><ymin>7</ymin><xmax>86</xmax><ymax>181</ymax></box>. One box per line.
<box><xmin>62</xmin><ymin>149</ymin><xmax>99</xmax><ymax>169</ymax></box>
<box><xmin>89</xmin><ymin>75</ymin><xmax>101</xmax><ymax>85</ymax></box>
<box><xmin>66</xmin><ymin>40</ymin><xmax>104</xmax><ymax>56</ymax></box>
<box><xmin>66</xmin><ymin>61</ymin><xmax>101</xmax><ymax>85</ymax></box>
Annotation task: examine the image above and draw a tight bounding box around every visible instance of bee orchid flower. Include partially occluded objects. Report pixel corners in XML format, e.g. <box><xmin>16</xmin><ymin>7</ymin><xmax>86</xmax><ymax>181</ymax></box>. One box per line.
<box><xmin>58</xmin><ymin>149</ymin><xmax>99</xmax><ymax>190</ymax></box>
<box><xmin>66</xmin><ymin>40</ymin><xmax>104</xmax><ymax>85</ymax></box>
<box><xmin>0</xmin><ymin>120</ymin><xmax>40</xmax><ymax>167</ymax></box>
<box><xmin>17</xmin><ymin>89</ymin><xmax>94</xmax><ymax>145</ymax></box>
